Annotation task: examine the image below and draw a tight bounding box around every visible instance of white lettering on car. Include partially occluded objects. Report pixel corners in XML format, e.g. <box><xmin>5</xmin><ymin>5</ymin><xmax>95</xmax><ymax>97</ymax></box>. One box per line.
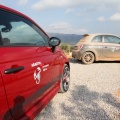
<box><xmin>43</xmin><ymin>68</ymin><xmax>47</xmax><ymax>72</ymax></box>
<box><xmin>43</xmin><ymin>64</ymin><xmax>49</xmax><ymax>68</ymax></box>
<box><xmin>31</xmin><ymin>62</ymin><xmax>41</xmax><ymax>67</ymax></box>
<box><xmin>34</xmin><ymin>67</ymin><xmax>41</xmax><ymax>84</ymax></box>
<box><xmin>42</xmin><ymin>64</ymin><xmax>49</xmax><ymax>72</ymax></box>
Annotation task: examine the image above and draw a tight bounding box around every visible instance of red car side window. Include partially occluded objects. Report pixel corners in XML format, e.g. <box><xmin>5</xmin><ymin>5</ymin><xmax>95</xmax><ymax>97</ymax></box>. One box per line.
<box><xmin>0</xmin><ymin>10</ymin><xmax>49</xmax><ymax>47</ymax></box>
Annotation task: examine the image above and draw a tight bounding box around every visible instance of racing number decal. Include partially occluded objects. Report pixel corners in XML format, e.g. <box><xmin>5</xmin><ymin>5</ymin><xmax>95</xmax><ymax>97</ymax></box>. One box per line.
<box><xmin>34</xmin><ymin>67</ymin><xmax>41</xmax><ymax>84</ymax></box>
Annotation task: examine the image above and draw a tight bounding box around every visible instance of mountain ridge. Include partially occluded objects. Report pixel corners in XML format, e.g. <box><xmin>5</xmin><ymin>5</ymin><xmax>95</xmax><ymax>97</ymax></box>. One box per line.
<box><xmin>47</xmin><ymin>33</ymin><xmax>83</xmax><ymax>45</ymax></box>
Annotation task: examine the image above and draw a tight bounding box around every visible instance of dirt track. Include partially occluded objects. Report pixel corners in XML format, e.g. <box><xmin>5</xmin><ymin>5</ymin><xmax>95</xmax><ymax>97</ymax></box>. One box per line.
<box><xmin>35</xmin><ymin>59</ymin><xmax>120</xmax><ymax>120</ymax></box>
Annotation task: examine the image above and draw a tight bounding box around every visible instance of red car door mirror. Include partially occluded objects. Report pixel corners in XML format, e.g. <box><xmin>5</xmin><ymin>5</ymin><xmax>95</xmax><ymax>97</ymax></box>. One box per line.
<box><xmin>49</xmin><ymin>37</ymin><xmax>61</xmax><ymax>47</ymax></box>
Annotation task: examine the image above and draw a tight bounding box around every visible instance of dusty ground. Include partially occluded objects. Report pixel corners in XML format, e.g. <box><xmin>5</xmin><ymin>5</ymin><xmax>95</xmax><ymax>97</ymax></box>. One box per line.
<box><xmin>35</xmin><ymin>59</ymin><xmax>120</xmax><ymax>120</ymax></box>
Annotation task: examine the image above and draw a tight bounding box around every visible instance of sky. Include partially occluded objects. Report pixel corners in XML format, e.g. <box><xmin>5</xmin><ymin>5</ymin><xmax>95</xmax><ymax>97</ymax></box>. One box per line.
<box><xmin>1</xmin><ymin>0</ymin><xmax>120</xmax><ymax>35</ymax></box>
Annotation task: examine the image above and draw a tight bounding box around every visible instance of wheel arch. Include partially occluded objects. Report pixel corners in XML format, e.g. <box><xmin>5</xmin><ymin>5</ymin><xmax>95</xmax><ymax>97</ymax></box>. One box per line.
<box><xmin>65</xmin><ymin>62</ymin><xmax>70</xmax><ymax>69</ymax></box>
<box><xmin>59</xmin><ymin>63</ymin><xmax>70</xmax><ymax>93</ymax></box>
<box><xmin>83</xmin><ymin>50</ymin><xmax>98</xmax><ymax>61</ymax></box>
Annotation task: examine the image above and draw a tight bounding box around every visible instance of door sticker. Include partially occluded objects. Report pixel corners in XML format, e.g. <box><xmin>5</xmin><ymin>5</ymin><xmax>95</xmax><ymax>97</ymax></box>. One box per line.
<box><xmin>33</xmin><ymin>63</ymin><xmax>49</xmax><ymax>84</ymax></box>
<box><xmin>34</xmin><ymin>67</ymin><xmax>41</xmax><ymax>84</ymax></box>
<box><xmin>43</xmin><ymin>64</ymin><xmax>49</xmax><ymax>68</ymax></box>
<box><xmin>31</xmin><ymin>62</ymin><xmax>41</xmax><ymax>67</ymax></box>
<box><xmin>43</xmin><ymin>64</ymin><xmax>49</xmax><ymax>72</ymax></box>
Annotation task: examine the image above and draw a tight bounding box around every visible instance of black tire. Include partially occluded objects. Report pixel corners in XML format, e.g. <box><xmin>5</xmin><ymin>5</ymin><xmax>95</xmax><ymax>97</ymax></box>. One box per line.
<box><xmin>82</xmin><ymin>52</ymin><xmax>94</xmax><ymax>64</ymax></box>
<box><xmin>59</xmin><ymin>64</ymin><xmax>70</xmax><ymax>93</ymax></box>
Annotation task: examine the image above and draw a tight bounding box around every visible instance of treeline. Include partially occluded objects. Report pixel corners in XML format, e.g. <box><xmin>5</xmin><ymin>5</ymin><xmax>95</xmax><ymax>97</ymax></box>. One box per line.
<box><xmin>59</xmin><ymin>43</ymin><xmax>74</xmax><ymax>54</ymax></box>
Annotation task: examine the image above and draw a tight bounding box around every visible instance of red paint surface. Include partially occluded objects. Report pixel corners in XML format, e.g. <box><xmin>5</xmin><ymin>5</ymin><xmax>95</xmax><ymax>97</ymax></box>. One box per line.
<box><xmin>0</xmin><ymin>5</ymin><xmax>69</xmax><ymax>120</ymax></box>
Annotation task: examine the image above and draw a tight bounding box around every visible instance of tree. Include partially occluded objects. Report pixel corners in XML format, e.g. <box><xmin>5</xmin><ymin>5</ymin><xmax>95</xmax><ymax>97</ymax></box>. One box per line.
<box><xmin>60</xmin><ymin>43</ymin><xmax>74</xmax><ymax>54</ymax></box>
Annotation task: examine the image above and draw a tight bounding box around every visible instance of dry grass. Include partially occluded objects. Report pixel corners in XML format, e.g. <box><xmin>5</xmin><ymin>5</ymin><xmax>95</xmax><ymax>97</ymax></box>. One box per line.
<box><xmin>63</xmin><ymin>52</ymin><xmax>72</xmax><ymax>58</ymax></box>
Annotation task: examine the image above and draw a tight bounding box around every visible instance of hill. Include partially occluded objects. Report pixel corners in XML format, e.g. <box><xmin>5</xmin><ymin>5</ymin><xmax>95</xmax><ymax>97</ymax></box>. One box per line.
<box><xmin>47</xmin><ymin>33</ymin><xmax>83</xmax><ymax>45</ymax></box>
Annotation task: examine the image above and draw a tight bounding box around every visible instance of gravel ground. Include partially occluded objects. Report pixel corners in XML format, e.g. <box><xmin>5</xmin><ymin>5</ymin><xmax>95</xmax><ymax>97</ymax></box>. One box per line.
<box><xmin>35</xmin><ymin>59</ymin><xmax>120</xmax><ymax>120</ymax></box>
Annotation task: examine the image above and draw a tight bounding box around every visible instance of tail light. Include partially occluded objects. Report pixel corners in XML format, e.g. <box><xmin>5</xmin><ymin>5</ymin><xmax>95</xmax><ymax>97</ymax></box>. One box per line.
<box><xmin>78</xmin><ymin>45</ymin><xmax>83</xmax><ymax>50</ymax></box>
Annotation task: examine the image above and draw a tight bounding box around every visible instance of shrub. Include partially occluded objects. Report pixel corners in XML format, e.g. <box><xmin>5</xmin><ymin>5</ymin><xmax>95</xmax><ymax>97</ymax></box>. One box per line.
<box><xmin>60</xmin><ymin>43</ymin><xmax>74</xmax><ymax>54</ymax></box>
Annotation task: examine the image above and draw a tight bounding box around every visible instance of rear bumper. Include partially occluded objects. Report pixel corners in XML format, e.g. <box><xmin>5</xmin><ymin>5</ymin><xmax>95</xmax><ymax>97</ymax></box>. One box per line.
<box><xmin>72</xmin><ymin>50</ymin><xmax>82</xmax><ymax>60</ymax></box>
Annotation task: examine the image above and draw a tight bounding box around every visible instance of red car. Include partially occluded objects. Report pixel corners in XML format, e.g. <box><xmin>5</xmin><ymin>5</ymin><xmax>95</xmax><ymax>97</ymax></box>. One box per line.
<box><xmin>0</xmin><ymin>5</ymin><xmax>70</xmax><ymax>120</ymax></box>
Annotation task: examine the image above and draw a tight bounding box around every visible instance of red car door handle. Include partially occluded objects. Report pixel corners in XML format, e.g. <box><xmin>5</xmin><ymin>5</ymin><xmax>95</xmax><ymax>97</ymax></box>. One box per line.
<box><xmin>5</xmin><ymin>66</ymin><xmax>24</xmax><ymax>74</ymax></box>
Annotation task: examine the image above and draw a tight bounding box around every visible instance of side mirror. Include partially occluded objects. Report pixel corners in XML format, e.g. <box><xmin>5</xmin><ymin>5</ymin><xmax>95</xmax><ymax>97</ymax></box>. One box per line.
<box><xmin>49</xmin><ymin>37</ymin><xmax>61</xmax><ymax>47</ymax></box>
<box><xmin>49</xmin><ymin>37</ymin><xmax>61</xmax><ymax>52</ymax></box>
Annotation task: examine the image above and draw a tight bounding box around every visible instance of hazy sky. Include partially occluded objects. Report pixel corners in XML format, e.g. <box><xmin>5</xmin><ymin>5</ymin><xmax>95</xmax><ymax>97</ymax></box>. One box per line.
<box><xmin>1</xmin><ymin>0</ymin><xmax>120</xmax><ymax>35</ymax></box>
